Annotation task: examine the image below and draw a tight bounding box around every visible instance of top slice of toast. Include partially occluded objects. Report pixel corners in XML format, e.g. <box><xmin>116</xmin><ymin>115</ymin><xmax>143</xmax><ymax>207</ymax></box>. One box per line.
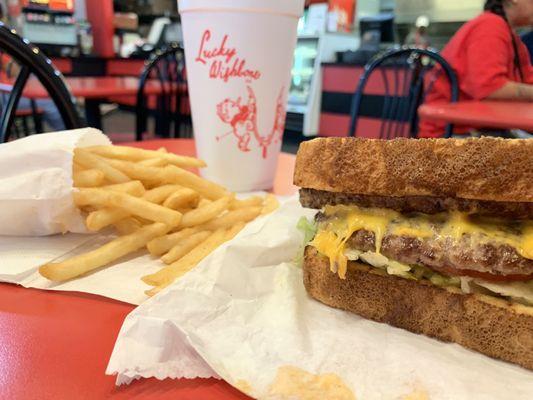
<box><xmin>293</xmin><ymin>137</ymin><xmax>533</xmax><ymax>203</ymax></box>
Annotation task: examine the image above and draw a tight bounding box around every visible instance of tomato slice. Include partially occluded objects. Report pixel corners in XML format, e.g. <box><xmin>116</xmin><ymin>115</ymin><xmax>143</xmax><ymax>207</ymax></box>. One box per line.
<box><xmin>430</xmin><ymin>265</ymin><xmax>533</xmax><ymax>282</ymax></box>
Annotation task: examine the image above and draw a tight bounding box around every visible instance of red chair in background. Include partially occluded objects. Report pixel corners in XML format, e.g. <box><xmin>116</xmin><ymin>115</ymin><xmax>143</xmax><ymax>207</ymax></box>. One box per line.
<box><xmin>135</xmin><ymin>44</ymin><xmax>191</xmax><ymax>141</ymax></box>
<box><xmin>0</xmin><ymin>23</ymin><xmax>82</xmax><ymax>142</ymax></box>
<box><xmin>348</xmin><ymin>47</ymin><xmax>458</xmax><ymax>139</ymax></box>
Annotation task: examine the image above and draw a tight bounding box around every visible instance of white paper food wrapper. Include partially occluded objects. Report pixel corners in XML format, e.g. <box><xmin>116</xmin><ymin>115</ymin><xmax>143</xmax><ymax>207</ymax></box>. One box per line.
<box><xmin>107</xmin><ymin>196</ymin><xmax>533</xmax><ymax>399</ymax></box>
<box><xmin>0</xmin><ymin>129</ymin><xmax>156</xmax><ymax>305</ymax></box>
<box><xmin>0</xmin><ymin>176</ymin><xmax>274</xmax><ymax>305</ymax></box>
<box><xmin>0</xmin><ymin>128</ymin><xmax>110</xmax><ymax>236</ymax></box>
<box><xmin>0</xmin><ymin>233</ymin><xmax>168</xmax><ymax>305</ymax></box>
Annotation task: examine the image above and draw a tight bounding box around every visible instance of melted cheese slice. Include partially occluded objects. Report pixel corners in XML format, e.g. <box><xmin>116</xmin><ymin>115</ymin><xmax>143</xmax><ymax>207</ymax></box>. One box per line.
<box><xmin>440</xmin><ymin>212</ymin><xmax>532</xmax><ymax>259</ymax></box>
<box><xmin>518</xmin><ymin>222</ymin><xmax>533</xmax><ymax>259</ymax></box>
<box><xmin>312</xmin><ymin>205</ymin><xmax>399</xmax><ymax>278</ymax></box>
<box><xmin>310</xmin><ymin>205</ymin><xmax>533</xmax><ymax>280</ymax></box>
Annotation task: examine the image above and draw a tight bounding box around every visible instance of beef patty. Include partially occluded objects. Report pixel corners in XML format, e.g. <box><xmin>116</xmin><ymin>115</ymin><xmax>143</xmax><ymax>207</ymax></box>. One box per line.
<box><xmin>300</xmin><ymin>188</ymin><xmax>533</xmax><ymax>220</ymax></box>
<box><xmin>343</xmin><ymin>229</ymin><xmax>533</xmax><ymax>280</ymax></box>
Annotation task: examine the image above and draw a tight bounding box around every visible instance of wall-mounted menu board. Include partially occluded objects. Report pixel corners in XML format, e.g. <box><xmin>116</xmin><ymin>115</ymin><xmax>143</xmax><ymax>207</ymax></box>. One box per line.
<box><xmin>23</xmin><ymin>0</ymin><xmax>74</xmax><ymax>12</ymax></box>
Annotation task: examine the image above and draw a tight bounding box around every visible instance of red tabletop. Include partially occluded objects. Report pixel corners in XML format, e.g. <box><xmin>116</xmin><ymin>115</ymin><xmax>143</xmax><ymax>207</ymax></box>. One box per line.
<box><xmin>0</xmin><ymin>139</ymin><xmax>297</xmax><ymax>399</ymax></box>
<box><xmin>0</xmin><ymin>76</ymin><xmax>164</xmax><ymax>99</ymax></box>
<box><xmin>418</xmin><ymin>101</ymin><xmax>533</xmax><ymax>132</ymax></box>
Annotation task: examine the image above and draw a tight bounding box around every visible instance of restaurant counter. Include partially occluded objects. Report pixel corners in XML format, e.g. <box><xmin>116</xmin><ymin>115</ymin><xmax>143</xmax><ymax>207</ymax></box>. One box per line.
<box><xmin>319</xmin><ymin>62</ymin><xmax>368</xmax><ymax>138</ymax></box>
<box><xmin>320</xmin><ymin>61</ymin><xmax>405</xmax><ymax>138</ymax></box>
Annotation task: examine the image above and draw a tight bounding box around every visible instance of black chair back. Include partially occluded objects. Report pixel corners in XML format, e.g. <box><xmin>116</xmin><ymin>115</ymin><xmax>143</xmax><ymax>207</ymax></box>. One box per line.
<box><xmin>136</xmin><ymin>44</ymin><xmax>189</xmax><ymax>141</ymax></box>
<box><xmin>0</xmin><ymin>23</ymin><xmax>82</xmax><ymax>142</ymax></box>
<box><xmin>348</xmin><ymin>47</ymin><xmax>458</xmax><ymax>139</ymax></box>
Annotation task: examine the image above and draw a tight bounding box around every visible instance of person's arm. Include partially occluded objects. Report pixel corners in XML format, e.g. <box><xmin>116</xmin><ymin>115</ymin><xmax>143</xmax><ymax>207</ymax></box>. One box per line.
<box><xmin>486</xmin><ymin>81</ymin><xmax>533</xmax><ymax>101</ymax></box>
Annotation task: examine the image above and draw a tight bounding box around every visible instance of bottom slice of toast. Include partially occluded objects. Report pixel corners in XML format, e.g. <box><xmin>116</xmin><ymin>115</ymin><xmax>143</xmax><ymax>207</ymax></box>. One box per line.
<box><xmin>303</xmin><ymin>246</ymin><xmax>533</xmax><ymax>370</ymax></box>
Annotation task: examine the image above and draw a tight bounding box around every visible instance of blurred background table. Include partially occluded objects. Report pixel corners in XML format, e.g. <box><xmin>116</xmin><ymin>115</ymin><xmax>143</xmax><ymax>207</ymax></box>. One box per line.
<box><xmin>0</xmin><ymin>77</ymin><xmax>164</xmax><ymax>130</ymax></box>
<box><xmin>0</xmin><ymin>138</ymin><xmax>296</xmax><ymax>400</ymax></box>
<box><xmin>418</xmin><ymin>101</ymin><xmax>533</xmax><ymax>132</ymax></box>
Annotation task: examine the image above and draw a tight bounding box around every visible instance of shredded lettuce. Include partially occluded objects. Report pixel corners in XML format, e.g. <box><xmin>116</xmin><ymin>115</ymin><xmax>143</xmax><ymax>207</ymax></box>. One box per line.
<box><xmin>294</xmin><ymin>216</ymin><xmax>318</xmax><ymax>265</ymax></box>
<box><xmin>297</xmin><ymin>216</ymin><xmax>317</xmax><ymax>245</ymax></box>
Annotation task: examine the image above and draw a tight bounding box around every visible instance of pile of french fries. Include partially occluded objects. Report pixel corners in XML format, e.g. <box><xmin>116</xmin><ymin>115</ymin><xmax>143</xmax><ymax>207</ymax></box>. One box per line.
<box><xmin>39</xmin><ymin>145</ymin><xmax>278</xmax><ymax>296</ymax></box>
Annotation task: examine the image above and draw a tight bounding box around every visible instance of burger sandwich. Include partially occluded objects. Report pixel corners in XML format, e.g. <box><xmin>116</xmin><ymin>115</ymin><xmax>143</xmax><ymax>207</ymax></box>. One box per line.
<box><xmin>294</xmin><ymin>137</ymin><xmax>532</xmax><ymax>370</ymax></box>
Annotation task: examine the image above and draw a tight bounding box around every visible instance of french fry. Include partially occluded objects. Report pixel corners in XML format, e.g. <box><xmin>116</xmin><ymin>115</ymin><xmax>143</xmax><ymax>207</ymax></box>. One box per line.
<box><xmin>143</xmin><ymin>184</ymin><xmax>182</xmax><ymax>204</ymax></box>
<box><xmin>86</xmin><ymin>209</ymin><xmax>128</xmax><ymax>232</ymax></box>
<box><xmin>86</xmin><ymin>145</ymin><xmax>206</xmax><ymax>168</ymax></box>
<box><xmin>113</xmin><ymin>217</ymin><xmax>142</xmax><ymax>235</ymax></box>
<box><xmin>157</xmin><ymin>147</ymin><xmax>168</xmax><ymax>153</ymax></box>
<box><xmin>40</xmin><ymin>144</ymin><xmax>269</xmax><ymax>288</ymax></box>
<box><xmin>134</xmin><ymin>216</ymin><xmax>153</xmax><ymax>225</ymax></box>
<box><xmin>161</xmin><ymin>231</ymin><xmax>211</xmax><ymax>264</ymax></box>
<box><xmin>146</xmin><ymin>227</ymin><xmax>202</xmax><ymax>256</ymax></box>
<box><xmin>86</xmin><ymin>211</ymin><xmax>136</xmax><ymax>232</ymax></box>
<box><xmin>139</xmin><ymin>158</ymin><xmax>167</xmax><ymax>167</ymax></box>
<box><xmin>229</xmin><ymin>196</ymin><xmax>263</xmax><ymax>210</ymax></box>
<box><xmin>180</xmin><ymin>196</ymin><xmax>230</xmax><ymax>228</ymax></box>
<box><xmin>80</xmin><ymin>206</ymin><xmax>98</xmax><ymax>213</ymax></box>
<box><xmin>84</xmin><ymin>184</ymin><xmax>178</xmax><ymax>231</ymax></box>
<box><xmin>144</xmin><ymin>224</ymin><xmax>244</xmax><ymax>287</ymax></box>
<box><xmin>103</xmin><ymin>158</ymin><xmax>162</xmax><ymax>182</ymax></box>
<box><xmin>73</xmin><ymin>169</ymin><xmax>105</xmax><ymax>187</ymax></box>
<box><xmin>262</xmin><ymin>194</ymin><xmax>279</xmax><ymax>215</ymax></box>
<box><xmin>201</xmin><ymin>207</ymin><xmax>262</xmax><ymax>231</ymax></box>
<box><xmin>197</xmin><ymin>198</ymin><xmax>211</xmax><ymax>208</ymax></box>
<box><xmin>85</xmin><ymin>181</ymin><xmax>146</xmax><ymax>232</ymax></box>
<box><xmin>143</xmin><ymin>179</ymin><xmax>168</xmax><ymax>190</ymax></box>
<box><xmin>102</xmin><ymin>159</ymin><xmax>227</xmax><ymax>200</ymax></box>
<box><xmin>39</xmin><ymin>223</ymin><xmax>169</xmax><ymax>282</ymax></box>
<box><xmin>74</xmin><ymin>188</ymin><xmax>182</xmax><ymax>227</ymax></box>
<box><xmin>73</xmin><ymin>162</ymin><xmax>84</xmax><ymax>173</ymax></box>
<box><xmin>101</xmin><ymin>180</ymin><xmax>145</xmax><ymax>196</ymax></box>
<box><xmin>142</xmin><ymin>228</ymin><xmax>227</xmax><ymax>286</ymax></box>
<box><xmin>145</xmin><ymin>286</ymin><xmax>162</xmax><ymax>297</ymax></box>
<box><xmin>162</xmin><ymin>165</ymin><xmax>228</xmax><ymax>200</ymax></box>
<box><xmin>225</xmin><ymin>222</ymin><xmax>245</xmax><ymax>240</ymax></box>
<box><xmin>74</xmin><ymin>148</ymin><xmax>130</xmax><ymax>183</ymax></box>
<box><xmin>163</xmin><ymin>188</ymin><xmax>200</xmax><ymax>210</ymax></box>
<box><xmin>147</xmin><ymin>206</ymin><xmax>260</xmax><ymax>255</ymax></box>
<box><xmin>176</xmin><ymin>207</ymin><xmax>194</xmax><ymax>214</ymax></box>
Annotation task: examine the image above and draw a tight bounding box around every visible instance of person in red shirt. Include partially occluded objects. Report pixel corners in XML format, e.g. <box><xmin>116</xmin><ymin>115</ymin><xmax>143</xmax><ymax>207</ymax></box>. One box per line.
<box><xmin>419</xmin><ymin>0</ymin><xmax>533</xmax><ymax>138</ymax></box>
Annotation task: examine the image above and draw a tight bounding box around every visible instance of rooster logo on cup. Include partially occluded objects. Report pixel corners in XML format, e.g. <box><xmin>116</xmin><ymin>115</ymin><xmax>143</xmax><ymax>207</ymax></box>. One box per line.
<box><xmin>216</xmin><ymin>86</ymin><xmax>285</xmax><ymax>158</ymax></box>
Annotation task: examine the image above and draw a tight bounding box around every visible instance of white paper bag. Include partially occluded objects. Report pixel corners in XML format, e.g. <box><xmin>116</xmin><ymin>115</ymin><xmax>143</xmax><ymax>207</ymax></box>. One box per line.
<box><xmin>0</xmin><ymin>128</ymin><xmax>110</xmax><ymax>236</ymax></box>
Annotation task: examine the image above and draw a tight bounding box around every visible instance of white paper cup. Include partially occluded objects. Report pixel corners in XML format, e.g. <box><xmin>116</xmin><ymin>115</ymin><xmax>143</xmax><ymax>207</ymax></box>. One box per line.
<box><xmin>178</xmin><ymin>0</ymin><xmax>304</xmax><ymax>191</ymax></box>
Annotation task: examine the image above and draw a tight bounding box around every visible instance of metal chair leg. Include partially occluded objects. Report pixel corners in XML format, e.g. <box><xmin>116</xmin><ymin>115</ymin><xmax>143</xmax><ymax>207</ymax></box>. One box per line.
<box><xmin>30</xmin><ymin>100</ymin><xmax>43</xmax><ymax>133</ymax></box>
<box><xmin>21</xmin><ymin>115</ymin><xmax>29</xmax><ymax>135</ymax></box>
